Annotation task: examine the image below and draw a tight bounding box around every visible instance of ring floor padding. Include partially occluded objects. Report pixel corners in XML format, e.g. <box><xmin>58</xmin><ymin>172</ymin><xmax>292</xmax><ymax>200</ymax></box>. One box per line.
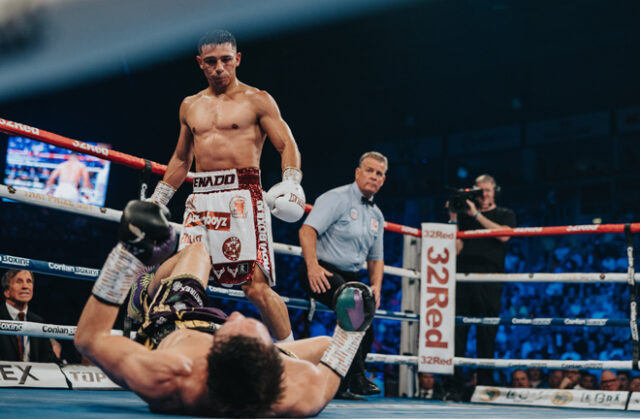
<box><xmin>1</xmin><ymin>389</ymin><xmax>638</xmax><ymax>418</ymax></box>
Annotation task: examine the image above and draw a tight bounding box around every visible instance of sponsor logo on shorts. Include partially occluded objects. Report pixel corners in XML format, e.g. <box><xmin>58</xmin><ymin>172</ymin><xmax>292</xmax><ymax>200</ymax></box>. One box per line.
<box><xmin>255</xmin><ymin>200</ymin><xmax>271</xmax><ymax>272</ymax></box>
<box><xmin>238</xmin><ymin>263</ymin><xmax>250</xmax><ymax>275</ymax></box>
<box><xmin>1</xmin><ymin>255</ymin><xmax>29</xmax><ymax>267</ymax></box>
<box><xmin>184</xmin><ymin>211</ymin><xmax>230</xmax><ymax>231</ymax></box>
<box><xmin>229</xmin><ymin>195</ymin><xmax>248</xmax><ymax>218</ymax></box>
<box><xmin>193</xmin><ymin>170</ymin><xmax>238</xmax><ymax>192</ymax></box>
<box><xmin>227</xmin><ymin>265</ymin><xmax>238</xmax><ymax>277</ymax></box>
<box><xmin>212</xmin><ymin>266</ymin><xmax>225</xmax><ymax>279</ymax></box>
<box><xmin>222</xmin><ymin>236</ymin><xmax>242</xmax><ymax>261</ymax></box>
<box><xmin>180</xmin><ymin>233</ymin><xmax>203</xmax><ymax>245</ymax></box>
<box><xmin>0</xmin><ymin>118</ymin><xmax>40</xmax><ymax>135</ymax></box>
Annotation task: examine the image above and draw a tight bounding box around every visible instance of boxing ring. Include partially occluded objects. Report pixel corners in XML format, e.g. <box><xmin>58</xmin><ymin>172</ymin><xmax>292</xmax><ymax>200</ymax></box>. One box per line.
<box><xmin>1</xmin><ymin>118</ymin><xmax>640</xmax><ymax>418</ymax></box>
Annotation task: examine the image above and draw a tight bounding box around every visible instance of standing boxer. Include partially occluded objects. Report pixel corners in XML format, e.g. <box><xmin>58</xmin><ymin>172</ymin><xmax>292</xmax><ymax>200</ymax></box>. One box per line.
<box><xmin>147</xmin><ymin>30</ymin><xmax>305</xmax><ymax>341</ymax></box>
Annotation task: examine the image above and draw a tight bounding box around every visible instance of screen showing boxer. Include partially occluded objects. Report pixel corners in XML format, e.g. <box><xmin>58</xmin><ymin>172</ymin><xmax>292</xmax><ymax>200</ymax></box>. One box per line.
<box><xmin>4</xmin><ymin>136</ymin><xmax>111</xmax><ymax>206</ymax></box>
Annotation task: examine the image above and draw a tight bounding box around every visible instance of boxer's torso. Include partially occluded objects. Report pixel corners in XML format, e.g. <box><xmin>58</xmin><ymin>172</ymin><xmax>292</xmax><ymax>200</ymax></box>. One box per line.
<box><xmin>182</xmin><ymin>82</ymin><xmax>268</xmax><ymax>172</ymax></box>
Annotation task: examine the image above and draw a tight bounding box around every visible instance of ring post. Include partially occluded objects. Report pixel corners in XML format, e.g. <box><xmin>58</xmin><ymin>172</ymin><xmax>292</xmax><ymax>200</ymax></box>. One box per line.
<box><xmin>625</xmin><ymin>224</ymin><xmax>639</xmax><ymax>370</ymax></box>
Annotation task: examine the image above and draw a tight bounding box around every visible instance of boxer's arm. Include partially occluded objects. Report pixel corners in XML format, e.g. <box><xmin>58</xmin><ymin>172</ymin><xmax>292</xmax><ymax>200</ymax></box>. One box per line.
<box><xmin>45</xmin><ymin>168</ymin><xmax>59</xmax><ymax>189</ymax></box>
<box><xmin>81</xmin><ymin>165</ymin><xmax>92</xmax><ymax>188</ymax></box>
<box><xmin>163</xmin><ymin>99</ymin><xmax>195</xmax><ymax>189</ymax></box>
<box><xmin>273</xmin><ymin>359</ymin><xmax>341</xmax><ymax>417</ymax></box>
<box><xmin>255</xmin><ymin>90</ymin><xmax>300</xmax><ymax>171</ymax></box>
<box><xmin>75</xmin><ymin>296</ymin><xmax>186</xmax><ymax>399</ymax></box>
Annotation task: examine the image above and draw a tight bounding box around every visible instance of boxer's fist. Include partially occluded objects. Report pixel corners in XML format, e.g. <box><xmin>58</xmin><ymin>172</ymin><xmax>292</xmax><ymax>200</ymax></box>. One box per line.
<box><xmin>333</xmin><ymin>282</ymin><xmax>376</xmax><ymax>332</ymax></box>
<box><xmin>265</xmin><ymin>180</ymin><xmax>306</xmax><ymax>222</ymax></box>
<box><xmin>118</xmin><ymin>200</ymin><xmax>177</xmax><ymax>265</ymax></box>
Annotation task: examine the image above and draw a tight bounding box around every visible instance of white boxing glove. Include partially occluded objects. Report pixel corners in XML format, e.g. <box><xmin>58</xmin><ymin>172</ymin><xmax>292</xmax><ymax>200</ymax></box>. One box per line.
<box><xmin>265</xmin><ymin>168</ymin><xmax>306</xmax><ymax>222</ymax></box>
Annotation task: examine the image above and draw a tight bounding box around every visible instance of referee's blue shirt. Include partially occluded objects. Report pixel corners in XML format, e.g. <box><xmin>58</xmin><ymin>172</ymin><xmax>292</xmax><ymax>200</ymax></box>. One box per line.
<box><xmin>303</xmin><ymin>182</ymin><xmax>384</xmax><ymax>272</ymax></box>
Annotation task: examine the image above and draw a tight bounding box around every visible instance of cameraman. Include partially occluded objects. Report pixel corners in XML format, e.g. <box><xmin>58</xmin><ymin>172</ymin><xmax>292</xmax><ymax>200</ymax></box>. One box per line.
<box><xmin>448</xmin><ymin>174</ymin><xmax>516</xmax><ymax>393</ymax></box>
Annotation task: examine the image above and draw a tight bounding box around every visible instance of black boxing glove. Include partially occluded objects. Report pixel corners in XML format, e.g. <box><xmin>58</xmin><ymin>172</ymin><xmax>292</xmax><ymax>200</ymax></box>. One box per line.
<box><xmin>118</xmin><ymin>200</ymin><xmax>177</xmax><ymax>265</ymax></box>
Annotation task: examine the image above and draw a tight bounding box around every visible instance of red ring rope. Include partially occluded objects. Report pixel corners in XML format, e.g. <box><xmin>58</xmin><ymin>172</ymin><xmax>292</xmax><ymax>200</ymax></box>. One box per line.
<box><xmin>2</xmin><ymin>118</ymin><xmax>637</xmax><ymax>239</ymax></box>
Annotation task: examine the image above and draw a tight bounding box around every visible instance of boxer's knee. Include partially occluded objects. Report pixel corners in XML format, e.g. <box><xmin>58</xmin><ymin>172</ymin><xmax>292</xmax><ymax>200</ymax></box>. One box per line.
<box><xmin>241</xmin><ymin>278</ymin><xmax>270</xmax><ymax>306</ymax></box>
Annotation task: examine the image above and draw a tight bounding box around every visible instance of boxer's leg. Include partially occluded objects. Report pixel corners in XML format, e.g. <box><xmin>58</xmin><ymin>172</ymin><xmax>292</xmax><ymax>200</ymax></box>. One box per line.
<box><xmin>241</xmin><ymin>267</ymin><xmax>292</xmax><ymax>341</ymax></box>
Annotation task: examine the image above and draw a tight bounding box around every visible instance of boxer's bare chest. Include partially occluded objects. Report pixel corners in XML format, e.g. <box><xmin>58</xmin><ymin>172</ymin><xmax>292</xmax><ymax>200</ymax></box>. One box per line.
<box><xmin>187</xmin><ymin>94</ymin><xmax>258</xmax><ymax>138</ymax></box>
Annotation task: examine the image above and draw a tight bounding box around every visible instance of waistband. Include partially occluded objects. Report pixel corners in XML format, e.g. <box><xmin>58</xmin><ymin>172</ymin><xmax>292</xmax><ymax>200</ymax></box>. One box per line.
<box><xmin>192</xmin><ymin>168</ymin><xmax>261</xmax><ymax>193</ymax></box>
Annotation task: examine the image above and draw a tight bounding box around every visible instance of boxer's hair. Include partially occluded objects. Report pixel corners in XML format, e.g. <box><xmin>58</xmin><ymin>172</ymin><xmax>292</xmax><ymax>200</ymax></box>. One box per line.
<box><xmin>358</xmin><ymin>151</ymin><xmax>388</xmax><ymax>173</ymax></box>
<box><xmin>1</xmin><ymin>270</ymin><xmax>34</xmax><ymax>292</ymax></box>
<box><xmin>198</xmin><ymin>29</ymin><xmax>237</xmax><ymax>54</ymax></box>
<box><xmin>206</xmin><ymin>335</ymin><xmax>284</xmax><ymax>417</ymax></box>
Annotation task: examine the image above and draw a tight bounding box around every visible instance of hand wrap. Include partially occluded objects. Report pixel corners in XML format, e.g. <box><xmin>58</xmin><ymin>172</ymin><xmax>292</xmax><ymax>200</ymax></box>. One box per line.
<box><xmin>148</xmin><ymin>181</ymin><xmax>176</xmax><ymax>206</ymax></box>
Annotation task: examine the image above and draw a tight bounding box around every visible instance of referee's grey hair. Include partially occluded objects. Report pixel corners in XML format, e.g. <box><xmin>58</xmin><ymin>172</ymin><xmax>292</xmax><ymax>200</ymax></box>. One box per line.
<box><xmin>358</xmin><ymin>151</ymin><xmax>388</xmax><ymax>173</ymax></box>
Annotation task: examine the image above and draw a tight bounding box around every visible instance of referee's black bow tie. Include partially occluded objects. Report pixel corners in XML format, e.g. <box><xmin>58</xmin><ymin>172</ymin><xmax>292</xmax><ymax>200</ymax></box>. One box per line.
<box><xmin>361</xmin><ymin>197</ymin><xmax>373</xmax><ymax>206</ymax></box>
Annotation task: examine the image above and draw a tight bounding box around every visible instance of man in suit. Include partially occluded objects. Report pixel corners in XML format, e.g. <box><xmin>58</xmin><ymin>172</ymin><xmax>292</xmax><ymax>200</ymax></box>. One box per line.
<box><xmin>1</xmin><ymin>269</ymin><xmax>59</xmax><ymax>362</ymax></box>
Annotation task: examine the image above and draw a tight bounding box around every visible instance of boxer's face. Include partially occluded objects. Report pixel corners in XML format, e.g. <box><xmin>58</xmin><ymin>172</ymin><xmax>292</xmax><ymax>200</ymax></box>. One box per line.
<box><xmin>197</xmin><ymin>43</ymin><xmax>241</xmax><ymax>89</ymax></box>
<box><xmin>216</xmin><ymin>311</ymin><xmax>271</xmax><ymax>345</ymax></box>
<box><xmin>355</xmin><ymin>158</ymin><xmax>386</xmax><ymax>199</ymax></box>
<box><xmin>3</xmin><ymin>270</ymin><xmax>33</xmax><ymax>308</ymax></box>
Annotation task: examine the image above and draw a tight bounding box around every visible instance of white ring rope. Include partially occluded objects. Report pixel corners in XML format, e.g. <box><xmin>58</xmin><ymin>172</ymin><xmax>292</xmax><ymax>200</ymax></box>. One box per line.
<box><xmin>4</xmin><ymin>183</ymin><xmax>638</xmax><ymax>283</ymax></box>
<box><xmin>1</xmin><ymin>319</ymin><xmax>634</xmax><ymax>371</ymax></box>
<box><xmin>0</xmin><ymin>319</ymin><xmax>122</xmax><ymax>339</ymax></box>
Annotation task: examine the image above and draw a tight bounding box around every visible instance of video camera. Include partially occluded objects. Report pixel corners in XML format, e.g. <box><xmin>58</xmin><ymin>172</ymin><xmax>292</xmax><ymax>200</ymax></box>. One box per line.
<box><xmin>446</xmin><ymin>186</ymin><xmax>483</xmax><ymax>213</ymax></box>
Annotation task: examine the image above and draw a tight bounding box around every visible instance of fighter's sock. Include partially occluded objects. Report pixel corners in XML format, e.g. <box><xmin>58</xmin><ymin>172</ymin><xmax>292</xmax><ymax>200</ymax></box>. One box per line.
<box><xmin>92</xmin><ymin>243</ymin><xmax>146</xmax><ymax>306</ymax></box>
<box><xmin>321</xmin><ymin>326</ymin><xmax>365</xmax><ymax>377</ymax></box>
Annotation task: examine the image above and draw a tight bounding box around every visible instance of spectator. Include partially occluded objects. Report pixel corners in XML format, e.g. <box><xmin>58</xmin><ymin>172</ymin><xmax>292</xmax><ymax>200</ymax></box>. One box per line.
<box><xmin>599</xmin><ymin>370</ymin><xmax>620</xmax><ymax>391</ymax></box>
<box><xmin>547</xmin><ymin>369</ymin><xmax>563</xmax><ymax>388</ymax></box>
<box><xmin>0</xmin><ymin>270</ymin><xmax>59</xmax><ymax>362</ymax></box>
<box><xmin>617</xmin><ymin>371</ymin><xmax>630</xmax><ymax>391</ymax></box>
<box><xmin>449</xmin><ymin>174</ymin><xmax>517</xmax><ymax>389</ymax></box>
<box><xmin>415</xmin><ymin>372</ymin><xmax>445</xmax><ymax>400</ymax></box>
<box><xmin>630</xmin><ymin>376</ymin><xmax>640</xmax><ymax>392</ymax></box>
<box><xmin>559</xmin><ymin>369</ymin><xmax>581</xmax><ymax>389</ymax></box>
<box><xmin>527</xmin><ymin>368</ymin><xmax>546</xmax><ymax>388</ymax></box>
<box><xmin>511</xmin><ymin>369</ymin><xmax>530</xmax><ymax>388</ymax></box>
<box><xmin>579</xmin><ymin>372</ymin><xmax>598</xmax><ymax>390</ymax></box>
<box><xmin>298</xmin><ymin>151</ymin><xmax>387</xmax><ymax>400</ymax></box>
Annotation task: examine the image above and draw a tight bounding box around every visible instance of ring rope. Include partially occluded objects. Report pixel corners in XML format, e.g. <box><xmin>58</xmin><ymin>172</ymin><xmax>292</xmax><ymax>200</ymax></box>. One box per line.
<box><xmin>5</xmin><ymin>184</ymin><xmax>639</xmax><ymax>284</ymax></box>
<box><xmin>0</xmin><ymin>319</ymin><xmax>634</xmax><ymax>371</ymax></box>
<box><xmin>5</xmin><ymin>119</ymin><xmax>639</xmax><ymax>238</ymax></box>
<box><xmin>0</xmin><ymin>319</ymin><xmax>122</xmax><ymax>340</ymax></box>
<box><xmin>2</xmin><ymin>253</ymin><xmax>635</xmax><ymax>327</ymax></box>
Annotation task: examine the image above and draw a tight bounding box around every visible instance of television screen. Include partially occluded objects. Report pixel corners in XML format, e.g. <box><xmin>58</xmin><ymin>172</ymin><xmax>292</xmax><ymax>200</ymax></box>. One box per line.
<box><xmin>4</xmin><ymin>136</ymin><xmax>112</xmax><ymax>207</ymax></box>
